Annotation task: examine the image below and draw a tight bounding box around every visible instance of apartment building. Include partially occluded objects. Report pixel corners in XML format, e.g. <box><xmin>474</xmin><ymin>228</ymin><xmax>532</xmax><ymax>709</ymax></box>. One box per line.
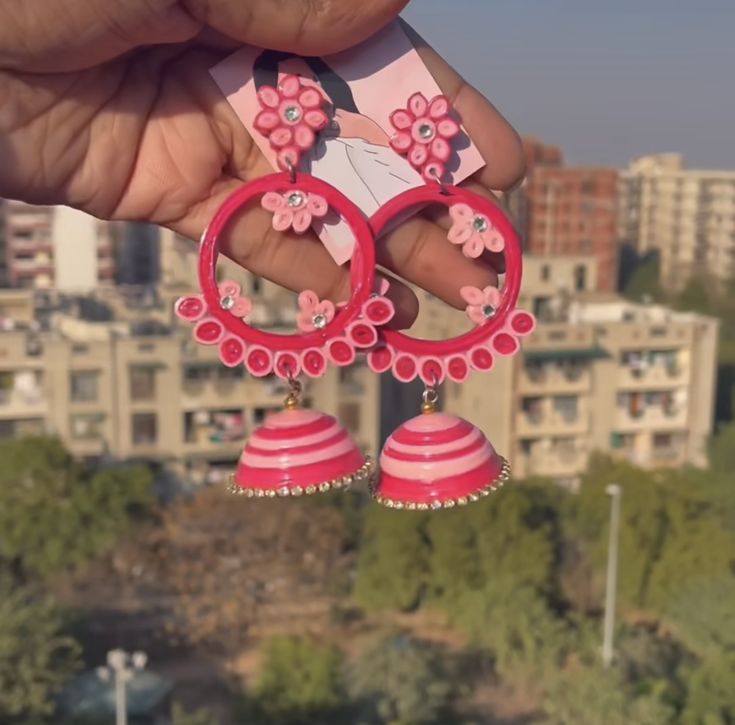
<box><xmin>0</xmin><ymin>294</ymin><xmax>380</xmax><ymax>484</ymax></box>
<box><xmin>619</xmin><ymin>154</ymin><xmax>735</xmax><ymax>291</ymax></box>
<box><xmin>3</xmin><ymin>200</ymin><xmax>118</xmax><ymax>290</ymax></box>
<box><xmin>506</xmin><ymin>138</ymin><xmax>619</xmax><ymax>293</ymax></box>
<box><xmin>447</xmin><ymin>297</ymin><xmax>717</xmax><ymax>483</ymax></box>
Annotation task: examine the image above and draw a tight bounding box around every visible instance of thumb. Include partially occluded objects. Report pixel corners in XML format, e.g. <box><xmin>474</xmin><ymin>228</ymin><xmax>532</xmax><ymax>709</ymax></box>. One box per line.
<box><xmin>184</xmin><ymin>0</ymin><xmax>410</xmax><ymax>55</ymax></box>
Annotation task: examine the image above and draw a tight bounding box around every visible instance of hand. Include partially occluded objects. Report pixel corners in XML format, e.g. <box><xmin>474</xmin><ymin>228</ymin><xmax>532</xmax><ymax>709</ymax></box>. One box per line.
<box><xmin>0</xmin><ymin>1</ymin><xmax>525</xmax><ymax>328</ymax></box>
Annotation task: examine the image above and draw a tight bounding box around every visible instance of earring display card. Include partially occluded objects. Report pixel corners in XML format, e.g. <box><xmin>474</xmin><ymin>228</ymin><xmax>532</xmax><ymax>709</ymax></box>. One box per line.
<box><xmin>210</xmin><ymin>20</ymin><xmax>485</xmax><ymax>266</ymax></box>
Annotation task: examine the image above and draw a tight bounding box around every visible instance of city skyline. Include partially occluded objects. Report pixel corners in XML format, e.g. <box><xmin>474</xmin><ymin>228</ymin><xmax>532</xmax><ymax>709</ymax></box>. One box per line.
<box><xmin>405</xmin><ymin>0</ymin><xmax>735</xmax><ymax>169</ymax></box>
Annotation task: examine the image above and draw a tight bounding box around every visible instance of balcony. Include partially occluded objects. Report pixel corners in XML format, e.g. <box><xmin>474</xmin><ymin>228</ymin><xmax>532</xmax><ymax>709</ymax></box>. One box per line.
<box><xmin>516</xmin><ymin>404</ymin><xmax>589</xmax><ymax>437</ymax></box>
<box><xmin>183</xmin><ymin>409</ymin><xmax>246</xmax><ymax>458</ymax></box>
<box><xmin>518</xmin><ymin>447</ymin><xmax>589</xmax><ymax>479</ymax></box>
<box><xmin>618</xmin><ymin>362</ymin><xmax>686</xmax><ymax>390</ymax></box>
<box><xmin>0</xmin><ymin>374</ymin><xmax>47</xmax><ymax>418</ymax></box>
<box><xmin>615</xmin><ymin>405</ymin><xmax>688</xmax><ymax>431</ymax></box>
<box><xmin>519</xmin><ymin>362</ymin><xmax>592</xmax><ymax>394</ymax></box>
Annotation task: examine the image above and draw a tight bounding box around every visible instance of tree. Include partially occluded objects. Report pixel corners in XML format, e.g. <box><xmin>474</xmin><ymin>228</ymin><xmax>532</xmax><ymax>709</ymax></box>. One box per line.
<box><xmin>349</xmin><ymin>636</ymin><xmax>457</xmax><ymax>725</ymax></box>
<box><xmin>0</xmin><ymin>578</ymin><xmax>81</xmax><ymax>720</ymax></box>
<box><xmin>240</xmin><ymin>636</ymin><xmax>345</xmax><ymax>725</ymax></box>
<box><xmin>353</xmin><ymin>508</ymin><xmax>430</xmax><ymax>612</ymax></box>
<box><xmin>680</xmin><ymin>654</ymin><xmax>735</xmax><ymax>725</ymax></box>
<box><xmin>139</xmin><ymin>488</ymin><xmax>349</xmax><ymax>653</ymax></box>
<box><xmin>543</xmin><ymin>664</ymin><xmax>675</xmax><ymax>725</ymax></box>
<box><xmin>623</xmin><ymin>252</ymin><xmax>665</xmax><ymax>303</ymax></box>
<box><xmin>0</xmin><ymin>437</ymin><xmax>153</xmax><ymax>578</ymax></box>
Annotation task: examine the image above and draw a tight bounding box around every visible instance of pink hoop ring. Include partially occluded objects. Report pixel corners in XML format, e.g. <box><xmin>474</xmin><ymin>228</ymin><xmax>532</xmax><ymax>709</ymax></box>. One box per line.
<box><xmin>368</xmin><ymin>184</ymin><xmax>534</xmax><ymax>384</ymax></box>
<box><xmin>199</xmin><ymin>172</ymin><xmax>374</xmax><ymax>350</ymax></box>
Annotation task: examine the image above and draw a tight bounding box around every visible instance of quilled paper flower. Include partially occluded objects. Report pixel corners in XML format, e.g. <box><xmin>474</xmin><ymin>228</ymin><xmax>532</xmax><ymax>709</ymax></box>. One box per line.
<box><xmin>448</xmin><ymin>203</ymin><xmax>506</xmax><ymax>258</ymax></box>
<box><xmin>297</xmin><ymin>291</ymin><xmax>336</xmax><ymax>332</ymax></box>
<box><xmin>254</xmin><ymin>74</ymin><xmax>329</xmax><ymax>170</ymax></box>
<box><xmin>261</xmin><ymin>190</ymin><xmax>329</xmax><ymax>233</ymax></box>
<box><xmin>460</xmin><ymin>285</ymin><xmax>502</xmax><ymax>325</ymax></box>
<box><xmin>218</xmin><ymin>281</ymin><xmax>252</xmax><ymax>318</ymax></box>
<box><xmin>389</xmin><ymin>93</ymin><xmax>461</xmax><ymax>181</ymax></box>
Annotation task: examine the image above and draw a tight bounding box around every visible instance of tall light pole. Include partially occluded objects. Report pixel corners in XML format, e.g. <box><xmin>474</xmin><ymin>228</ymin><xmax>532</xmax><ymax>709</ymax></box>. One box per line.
<box><xmin>602</xmin><ymin>484</ymin><xmax>622</xmax><ymax>667</ymax></box>
<box><xmin>97</xmin><ymin>649</ymin><xmax>148</xmax><ymax>725</ymax></box>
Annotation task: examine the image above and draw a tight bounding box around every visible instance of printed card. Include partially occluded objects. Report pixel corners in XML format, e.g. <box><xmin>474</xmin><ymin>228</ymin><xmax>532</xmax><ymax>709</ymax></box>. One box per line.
<box><xmin>211</xmin><ymin>20</ymin><xmax>485</xmax><ymax>265</ymax></box>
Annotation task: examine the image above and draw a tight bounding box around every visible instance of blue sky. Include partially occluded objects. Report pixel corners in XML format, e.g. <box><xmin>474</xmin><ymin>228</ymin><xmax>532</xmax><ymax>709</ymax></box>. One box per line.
<box><xmin>403</xmin><ymin>0</ymin><xmax>735</xmax><ymax>169</ymax></box>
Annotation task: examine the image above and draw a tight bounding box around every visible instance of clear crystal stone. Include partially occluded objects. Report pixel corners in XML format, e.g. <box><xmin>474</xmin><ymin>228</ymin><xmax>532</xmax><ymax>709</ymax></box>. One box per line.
<box><xmin>284</xmin><ymin>105</ymin><xmax>301</xmax><ymax>122</ymax></box>
<box><xmin>312</xmin><ymin>313</ymin><xmax>327</xmax><ymax>329</ymax></box>
<box><xmin>483</xmin><ymin>304</ymin><xmax>497</xmax><ymax>318</ymax></box>
<box><xmin>287</xmin><ymin>192</ymin><xmax>304</xmax><ymax>208</ymax></box>
<box><xmin>473</xmin><ymin>215</ymin><xmax>489</xmax><ymax>232</ymax></box>
<box><xmin>430</xmin><ymin>500</ymin><xmax>443</xmax><ymax>510</ymax></box>
<box><xmin>419</xmin><ymin>123</ymin><xmax>434</xmax><ymax>139</ymax></box>
<box><xmin>220</xmin><ymin>295</ymin><xmax>235</xmax><ymax>310</ymax></box>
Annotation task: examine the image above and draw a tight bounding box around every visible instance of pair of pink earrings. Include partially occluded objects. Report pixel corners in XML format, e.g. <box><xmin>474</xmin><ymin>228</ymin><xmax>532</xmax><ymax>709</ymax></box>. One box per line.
<box><xmin>175</xmin><ymin>76</ymin><xmax>535</xmax><ymax>511</ymax></box>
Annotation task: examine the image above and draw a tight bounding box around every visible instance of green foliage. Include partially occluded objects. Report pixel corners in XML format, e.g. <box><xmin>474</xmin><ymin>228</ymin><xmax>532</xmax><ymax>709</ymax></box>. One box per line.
<box><xmin>171</xmin><ymin>702</ymin><xmax>220</xmax><ymax>725</ymax></box>
<box><xmin>569</xmin><ymin>457</ymin><xmax>735</xmax><ymax>614</ymax></box>
<box><xmin>623</xmin><ymin>253</ymin><xmax>665</xmax><ymax>303</ymax></box>
<box><xmin>544</xmin><ymin>663</ymin><xmax>675</xmax><ymax>725</ymax></box>
<box><xmin>710</xmin><ymin>423</ymin><xmax>735</xmax><ymax>474</ymax></box>
<box><xmin>240</xmin><ymin>636</ymin><xmax>345</xmax><ymax>725</ymax></box>
<box><xmin>353</xmin><ymin>508</ymin><xmax>430</xmax><ymax>612</ymax></box>
<box><xmin>0</xmin><ymin>578</ymin><xmax>81</xmax><ymax>720</ymax></box>
<box><xmin>349</xmin><ymin>636</ymin><xmax>456</xmax><ymax>725</ymax></box>
<box><xmin>0</xmin><ymin>437</ymin><xmax>153</xmax><ymax>578</ymax></box>
<box><xmin>680</xmin><ymin>654</ymin><xmax>735</xmax><ymax>725</ymax></box>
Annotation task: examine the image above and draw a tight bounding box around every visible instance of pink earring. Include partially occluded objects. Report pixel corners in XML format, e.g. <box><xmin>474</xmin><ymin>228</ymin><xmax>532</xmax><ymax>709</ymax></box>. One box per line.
<box><xmin>174</xmin><ymin>74</ymin><xmax>394</xmax><ymax>499</ymax></box>
<box><xmin>367</xmin><ymin>93</ymin><xmax>536</xmax><ymax>511</ymax></box>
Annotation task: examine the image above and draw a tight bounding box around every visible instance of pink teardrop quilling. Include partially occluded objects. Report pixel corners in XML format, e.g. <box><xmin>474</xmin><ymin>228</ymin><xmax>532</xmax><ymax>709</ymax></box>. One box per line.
<box><xmin>373</xmin><ymin>412</ymin><xmax>509</xmax><ymax>509</ymax></box>
<box><xmin>231</xmin><ymin>409</ymin><xmax>374</xmax><ymax>498</ymax></box>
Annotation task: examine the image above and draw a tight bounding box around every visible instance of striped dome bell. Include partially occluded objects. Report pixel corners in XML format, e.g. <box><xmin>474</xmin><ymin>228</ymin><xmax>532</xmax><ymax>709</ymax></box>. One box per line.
<box><xmin>229</xmin><ymin>408</ymin><xmax>374</xmax><ymax>499</ymax></box>
<box><xmin>373</xmin><ymin>411</ymin><xmax>509</xmax><ymax>510</ymax></box>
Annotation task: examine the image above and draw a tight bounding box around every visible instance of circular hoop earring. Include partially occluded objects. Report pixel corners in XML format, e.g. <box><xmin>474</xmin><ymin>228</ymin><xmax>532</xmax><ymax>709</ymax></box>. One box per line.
<box><xmin>367</xmin><ymin>92</ymin><xmax>536</xmax><ymax>510</ymax></box>
<box><xmin>175</xmin><ymin>170</ymin><xmax>392</xmax><ymax>498</ymax></box>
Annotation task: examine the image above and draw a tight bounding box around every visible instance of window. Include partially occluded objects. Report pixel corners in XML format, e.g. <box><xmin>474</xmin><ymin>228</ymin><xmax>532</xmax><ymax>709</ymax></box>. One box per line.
<box><xmin>131</xmin><ymin>413</ymin><xmax>157</xmax><ymax>446</ymax></box>
<box><xmin>338</xmin><ymin>402</ymin><xmax>361</xmax><ymax>434</ymax></box>
<box><xmin>130</xmin><ymin>365</ymin><xmax>156</xmax><ymax>401</ymax></box>
<box><xmin>574</xmin><ymin>264</ymin><xmax>588</xmax><ymax>292</ymax></box>
<box><xmin>540</xmin><ymin>264</ymin><xmax>551</xmax><ymax>281</ymax></box>
<box><xmin>70</xmin><ymin>413</ymin><xmax>105</xmax><ymax>440</ymax></box>
<box><xmin>70</xmin><ymin>370</ymin><xmax>99</xmax><ymax>402</ymax></box>
<box><xmin>554</xmin><ymin>396</ymin><xmax>579</xmax><ymax>422</ymax></box>
<box><xmin>72</xmin><ymin>344</ymin><xmax>90</xmax><ymax>355</ymax></box>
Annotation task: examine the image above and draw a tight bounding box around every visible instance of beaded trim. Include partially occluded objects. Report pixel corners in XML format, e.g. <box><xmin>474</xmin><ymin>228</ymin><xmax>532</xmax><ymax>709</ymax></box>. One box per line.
<box><xmin>370</xmin><ymin>457</ymin><xmax>511</xmax><ymax>510</ymax></box>
<box><xmin>227</xmin><ymin>458</ymin><xmax>375</xmax><ymax>499</ymax></box>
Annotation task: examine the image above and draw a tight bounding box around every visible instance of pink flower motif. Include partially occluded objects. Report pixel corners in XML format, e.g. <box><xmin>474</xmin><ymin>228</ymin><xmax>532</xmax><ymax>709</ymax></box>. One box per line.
<box><xmin>218</xmin><ymin>281</ymin><xmax>252</xmax><ymax>318</ymax></box>
<box><xmin>448</xmin><ymin>203</ymin><xmax>506</xmax><ymax>259</ymax></box>
<box><xmin>460</xmin><ymin>285</ymin><xmax>502</xmax><ymax>326</ymax></box>
<box><xmin>389</xmin><ymin>93</ymin><xmax>461</xmax><ymax>181</ymax></box>
<box><xmin>254</xmin><ymin>74</ymin><xmax>329</xmax><ymax>170</ymax></box>
<box><xmin>261</xmin><ymin>190</ymin><xmax>329</xmax><ymax>234</ymax></box>
<box><xmin>297</xmin><ymin>291</ymin><xmax>336</xmax><ymax>332</ymax></box>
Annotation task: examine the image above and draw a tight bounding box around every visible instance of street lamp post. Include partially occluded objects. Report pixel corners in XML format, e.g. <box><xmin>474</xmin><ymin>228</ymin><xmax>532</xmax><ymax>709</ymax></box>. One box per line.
<box><xmin>97</xmin><ymin>649</ymin><xmax>148</xmax><ymax>725</ymax></box>
<box><xmin>602</xmin><ymin>484</ymin><xmax>622</xmax><ymax>667</ymax></box>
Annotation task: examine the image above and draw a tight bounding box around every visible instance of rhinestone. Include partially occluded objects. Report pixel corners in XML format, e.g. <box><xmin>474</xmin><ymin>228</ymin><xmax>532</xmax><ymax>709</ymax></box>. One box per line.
<box><xmin>417</xmin><ymin>503</ymin><xmax>429</xmax><ymax>511</ymax></box>
<box><xmin>220</xmin><ymin>295</ymin><xmax>235</xmax><ymax>310</ymax></box>
<box><xmin>483</xmin><ymin>304</ymin><xmax>497</xmax><ymax>318</ymax></box>
<box><xmin>305</xmin><ymin>485</ymin><xmax>317</xmax><ymax>495</ymax></box>
<box><xmin>473</xmin><ymin>215</ymin><xmax>489</xmax><ymax>233</ymax></box>
<box><xmin>277</xmin><ymin>486</ymin><xmax>290</xmax><ymax>497</ymax></box>
<box><xmin>406</xmin><ymin>503</ymin><xmax>417</xmax><ymax>511</ymax></box>
<box><xmin>418</xmin><ymin>123</ymin><xmax>434</xmax><ymax>139</ymax></box>
<box><xmin>255</xmin><ymin>490</ymin><xmax>265</xmax><ymax>498</ymax></box>
<box><xmin>469</xmin><ymin>494</ymin><xmax>479</xmax><ymax>502</ymax></box>
<box><xmin>445</xmin><ymin>500</ymin><xmax>456</xmax><ymax>508</ymax></box>
<box><xmin>479</xmin><ymin>488</ymin><xmax>490</xmax><ymax>497</ymax></box>
<box><xmin>245</xmin><ymin>489</ymin><xmax>255</xmax><ymax>498</ymax></box>
<box><xmin>312</xmin><ymin>313</ymin><xmax>328</xmax><ymax>330</ymax></box>
<box><xmin>386</xmin><ymin>500</ymin><xmax>396</xmax><ymax>508</ymax></box>
<box><xmin>292</xmin><ymin>486</ymin><xmax>303</xmax><ymax>497</ymax></box>
<box><xmin>344</xmin><ymin>474</ymin><xmax>354</xmax><ymax>486</ymax></box>
<box><xmin>457</xmin><ymin>497</ymin><xmax>468</xmax><ymax>506</ymax></box>
<box><xmin>319</xmin><ymin>482</ymin><xmax>331</xmax><ymax>492</ymax></box>
<box><xmin>430</xmin><ymin>500</ymin><xmax>443</xmax><ymax>510</ymax></box>
<box><xmin>394</xmin><ymin>502</ymin><xmax>405</xmax><ymax>510</ymax></box>
<box><xmin>287</xmin><ymin>191</ymin><xmax>304</xmax><ymax>208</ymax></box>
<box><xmin>266</xmin><ymin>490</ymin><xmax>277</xmax><ymax>498</ymax></box>
<box><xmin>284</xmin><ymin>105</ymin><xmax>301</xmax><ymax>122</ymax></box>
